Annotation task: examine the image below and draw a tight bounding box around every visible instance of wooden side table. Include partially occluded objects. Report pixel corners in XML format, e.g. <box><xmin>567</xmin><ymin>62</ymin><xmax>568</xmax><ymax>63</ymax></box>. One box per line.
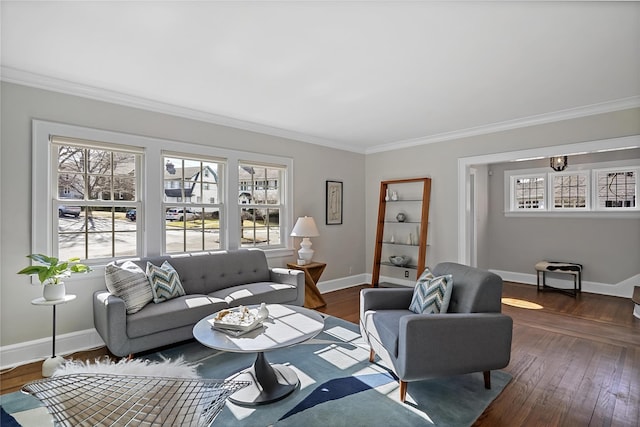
<box><xmin>287</xmin><ymin>262</ymin><xmax>327</xmax><ymax>309</ymax></box>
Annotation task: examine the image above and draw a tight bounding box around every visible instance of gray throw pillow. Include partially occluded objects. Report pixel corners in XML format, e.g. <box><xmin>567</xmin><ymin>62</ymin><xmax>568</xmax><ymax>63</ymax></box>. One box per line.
<box><xmin>105</xmin><ymin>261</ymin><xmax>153</xmax><ymax>314</ymax></box>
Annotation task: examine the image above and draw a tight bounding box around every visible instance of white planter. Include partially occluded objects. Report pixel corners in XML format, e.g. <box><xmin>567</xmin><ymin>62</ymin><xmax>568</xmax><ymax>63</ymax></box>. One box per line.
<box><xmin>43</xmin><ymin>282</ymin><xmax>66</xmax><ymax>301</ymax></box>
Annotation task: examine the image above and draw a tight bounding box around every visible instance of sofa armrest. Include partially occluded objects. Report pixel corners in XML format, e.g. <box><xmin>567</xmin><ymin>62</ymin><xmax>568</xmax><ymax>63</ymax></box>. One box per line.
<box><xmin>92</xmin><ymin>290</ymin><xmax>130</xmax><ymax>357</ymax></box>
<box><xmin>270</xmin><ymin>268</ymin><xmax>305</xmax><ymax>306</ymax></box>
<box><xmin>360</xmin><ymin>288</ymin><xmax>414</xmax><ymax>313</ymax></box>
<box><xmin>397</xmin><ymin>313</ymin><xmax>513</xmax><ymax>380</ymax></box>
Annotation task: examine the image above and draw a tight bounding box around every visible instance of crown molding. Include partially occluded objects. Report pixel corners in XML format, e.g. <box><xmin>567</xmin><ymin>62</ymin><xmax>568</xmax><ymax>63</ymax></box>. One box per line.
<box><xmin>3</xmin><ymin>66</ymin><xmax>638</xmax><ymax>156</ymax></box>
<box><xmin>366</xmin><ymin>96</ymin><xmax>640</xmax><ymax>154</ymax></box>
<box><xmin>0</xmin><ymin>66</ymin><xmax>364</xmax><ymax>154</ymax></box>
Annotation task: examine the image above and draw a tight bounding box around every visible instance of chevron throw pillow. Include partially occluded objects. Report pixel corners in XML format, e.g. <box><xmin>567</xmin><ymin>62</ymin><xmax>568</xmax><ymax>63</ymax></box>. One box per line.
<box><xmin>147</xmin><ymin>261</ymin><xmax>186</xmax><ymax>303</ymax></box>
<box><xmin>408</xmin><ymin>269</ymin><xmax>453</xmax><ymax>314</ymax></box>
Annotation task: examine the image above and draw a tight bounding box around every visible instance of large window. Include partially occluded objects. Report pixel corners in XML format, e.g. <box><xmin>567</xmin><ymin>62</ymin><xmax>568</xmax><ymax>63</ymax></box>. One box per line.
<box><xmin>238</xmin><ymin>163</ymin><xmax>284</xmax><ymax>248</ymax></box>
<box><xmin>163</xmin><ymin>155</ymin><xmax>223</xmax><ymax>254</ymax></box>
<box><xmin>53</xmin><ymin>137</ymin><xmax>141</xmax><ymax>261</ymax></box>
<box><xmin>32</xmin><ymin>120</ymin><xmax>294</xmax><ymax>265</ymax></box>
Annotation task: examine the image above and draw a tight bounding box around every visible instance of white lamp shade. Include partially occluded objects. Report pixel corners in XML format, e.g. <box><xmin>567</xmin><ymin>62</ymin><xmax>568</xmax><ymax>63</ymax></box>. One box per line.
<box><xmin>290</xmin><ymin>216</ymin><xmax>319</xmax><ymax>264</ymax></box>
<box><xmin>290</xmin><ymin>216</ymin><xmax>319</xmax><ymax>237</ymax></box>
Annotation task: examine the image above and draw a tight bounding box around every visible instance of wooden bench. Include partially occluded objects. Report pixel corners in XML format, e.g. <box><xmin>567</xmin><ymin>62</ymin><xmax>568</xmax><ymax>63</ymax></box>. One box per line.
<box><xmin>535</xmin><ymin>261</ymin><xmax>582</xmax><ymax>297</ymax></box>
<box><xmin>632</xmin><ymin>286</ymin><xmax>640</xmax><ymax>319</ymax></box>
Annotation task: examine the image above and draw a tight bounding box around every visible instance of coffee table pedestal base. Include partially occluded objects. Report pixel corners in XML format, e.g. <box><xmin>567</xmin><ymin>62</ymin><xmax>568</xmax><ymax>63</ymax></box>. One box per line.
<box><xmin>229</xmin><ymin>352</ymin><xmax>299</xmax><ymax>406</ymax></box>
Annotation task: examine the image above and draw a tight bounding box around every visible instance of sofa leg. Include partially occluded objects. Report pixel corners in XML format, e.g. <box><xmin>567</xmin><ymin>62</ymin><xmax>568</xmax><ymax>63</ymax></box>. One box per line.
<box><xmin>483</xmin><ymin>371</ymin><xmax>491</xmax><ymax>389</ymax></box>
<box><xmin>399</xmin><ymin>380</ymin><xmax>407</xmax><ymax>402</ymax></box>
<box><xmin>125</xmin><ymin>353</ymin><xmax>134</xmax><ymax>361</ymax></box>
<box><xmin>369</xmin><ymin>348</ymin><xmax>375</xmax><ymax>363</ymax></box>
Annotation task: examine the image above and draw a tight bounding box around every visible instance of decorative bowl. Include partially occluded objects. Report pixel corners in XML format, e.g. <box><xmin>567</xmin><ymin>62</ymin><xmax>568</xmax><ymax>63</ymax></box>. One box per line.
<box><xmin>389</xmin><ymin>255</ymin><xmax>410</xmax><ymax>267</ymax></box>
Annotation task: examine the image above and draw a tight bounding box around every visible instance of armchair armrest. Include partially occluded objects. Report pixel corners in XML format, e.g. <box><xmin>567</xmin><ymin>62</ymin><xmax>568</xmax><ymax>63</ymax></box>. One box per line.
<box><xmin>360</xmin><ymin>288</ymin><xmax>414</xmax><ymax>312</ymax></box>
<box><xmin>270</xmin><ymin>268</ymin><xmax>305</xmax><ymax>306</ymax></box>
<box><xmin>397</xmin><ymin>313</ymin><xmax>513</xmax><ymax>380</ymax></box>
<box><xmin>92</xmin><ymin>290</ymin><xmax>130</xmax><ymax>357</ymax></box>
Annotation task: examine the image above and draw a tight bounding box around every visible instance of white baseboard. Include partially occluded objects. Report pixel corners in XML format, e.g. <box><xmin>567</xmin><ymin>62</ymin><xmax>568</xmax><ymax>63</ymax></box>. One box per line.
<box><xmin>317</xmin><ymin>273</ymin><xmax>369</xmax><ymax>293</ymax></box>
<box><xmin>491</xmin><ymin>269</ymin><xmax>639</xmax><ymax>299</ymax></box>
<box><xmin>0</xmin><ymin>328</ymin><xmax>105</xmax><ymax>370</ymax></box>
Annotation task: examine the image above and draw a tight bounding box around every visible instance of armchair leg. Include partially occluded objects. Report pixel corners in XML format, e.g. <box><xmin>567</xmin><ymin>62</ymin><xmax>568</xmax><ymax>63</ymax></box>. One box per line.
<box><xmin>369</xmin><ymin>348</ymin><xmax>375</xmax><ymax>363</ymax></box>
<box><xmin>483</xmin><ymin>371</ymin><xmax>491</xmax><ymax>389</ymax></box>
<box><xmin>399</xmin><ymin>380</ymin><xmax>407</xmax><ymax>403</ymax></box>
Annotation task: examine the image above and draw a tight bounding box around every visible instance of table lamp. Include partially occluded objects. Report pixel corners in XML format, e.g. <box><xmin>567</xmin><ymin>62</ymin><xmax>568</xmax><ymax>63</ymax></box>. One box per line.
<box><xmin>290</xmin><ymin>216</ymin><xmax>320</xmax><ymax>265</ymax></box>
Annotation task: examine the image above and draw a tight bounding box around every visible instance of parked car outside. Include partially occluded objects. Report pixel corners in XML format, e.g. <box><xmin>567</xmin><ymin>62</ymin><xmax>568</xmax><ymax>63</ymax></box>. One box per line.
<box><xmin>58</xmin><ymin>205</ymin><xmax>81</xmax><ymax>218</ymax></box>
<box><xmin>126</xmin><ymin>209</ymin><xmax>136</xmax><ymax>221</ymax></box>
<box><xmin>166</xmin><ymin>208</ymin><xmax>197</xmax><ymax>221</ymax></box>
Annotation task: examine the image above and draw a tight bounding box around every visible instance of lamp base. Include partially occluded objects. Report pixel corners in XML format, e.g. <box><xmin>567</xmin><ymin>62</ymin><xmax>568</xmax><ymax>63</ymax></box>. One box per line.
<box><xmin>297</xmin><ymin>259</ymin><xmax>307</xmax><ymax>266</ymax></box>
<box><xmin>298</xmin><ymin>237</ymin><xmax>314</xmax><ymax>264</ymax></box>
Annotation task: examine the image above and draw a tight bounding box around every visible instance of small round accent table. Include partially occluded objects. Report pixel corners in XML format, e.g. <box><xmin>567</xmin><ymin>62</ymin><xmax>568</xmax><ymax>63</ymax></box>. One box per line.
<box><xmin>31</xmin><ymin>295</ymin><xmax>77</xmax><ymax>377</ymax></box>
<box><xmin>193</xmin><ymin>304</ymin><xmax>324</xmax><ymax>406</ymax></box>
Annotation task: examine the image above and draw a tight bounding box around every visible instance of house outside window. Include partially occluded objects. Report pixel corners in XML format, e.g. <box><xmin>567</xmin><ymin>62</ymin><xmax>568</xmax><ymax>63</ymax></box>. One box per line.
<box><xmin>238</xmin><ymin>164</ymin><xmax>284</xmax><ymax>248</ymax></box>
<box><xmin>53</xmin><ymin>138</ymin><xmax>141</xmax><ymax>261</ymax></box>
<box><xmin>33</xmin><ymin>120</ymin><xmax>295</xmax><ymax>266</ymax></box>
<box><xmin>163</xmin><ymin>155</ymin><xmax>222</xmax><ymax>254</ymax></box>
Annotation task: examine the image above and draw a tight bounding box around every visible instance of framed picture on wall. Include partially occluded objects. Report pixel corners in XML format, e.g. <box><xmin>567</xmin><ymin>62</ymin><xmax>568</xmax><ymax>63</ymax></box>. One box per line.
<box><xmin>326</xmin><ymin>180</ymin><xmax>343</xmax><ymax>225</ymax></box>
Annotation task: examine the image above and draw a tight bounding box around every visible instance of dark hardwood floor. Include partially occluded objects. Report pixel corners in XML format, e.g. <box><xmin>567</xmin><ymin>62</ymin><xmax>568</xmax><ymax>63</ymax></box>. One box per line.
<box><xmin>2</xmin><ymin>282</ymin><xmax>638</xmax><ymax>426</ymax></box>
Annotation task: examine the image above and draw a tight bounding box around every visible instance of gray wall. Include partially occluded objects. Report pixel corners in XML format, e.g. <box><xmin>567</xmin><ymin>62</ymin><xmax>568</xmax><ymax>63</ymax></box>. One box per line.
<box><xmin>0</xmin><ymin>82</ymin><xmax>366</xmax><ymax>347</ymax></box>
<box><xmin>365</xmin><ymin>107</ymin><xmax>640</xmax><ymax>285</ymax></box>
<box><xmin>483</xmin><ymin>148</ymin><xmax>640</xmax><ymax>284</ymax></box>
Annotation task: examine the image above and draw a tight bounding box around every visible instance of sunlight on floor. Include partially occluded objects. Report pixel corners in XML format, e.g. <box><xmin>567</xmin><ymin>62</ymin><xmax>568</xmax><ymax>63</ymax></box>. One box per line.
<box><xmin>501</xmin><ymin>297</ymin><xmax>543</xmax><ymax>310</ymax></box>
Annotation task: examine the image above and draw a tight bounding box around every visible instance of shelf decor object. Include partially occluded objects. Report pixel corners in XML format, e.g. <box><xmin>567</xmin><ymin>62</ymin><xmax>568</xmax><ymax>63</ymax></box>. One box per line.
<box><xmin>372</xmin><ymin>177</ymin><xmax>432</xmax><ymax>287</ymax></box>
<box><xmin>290</xmin><ymin>216</ymin><xmax>320</xmax><ymax>265</ymax></box>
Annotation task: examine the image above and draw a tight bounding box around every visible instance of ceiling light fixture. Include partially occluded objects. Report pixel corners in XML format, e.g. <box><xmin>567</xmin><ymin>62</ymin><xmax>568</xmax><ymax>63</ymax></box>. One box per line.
<box><xmin>550</xmin><ymin>155</ymin><xmax>568</xmax><ymax>171</ymax></box>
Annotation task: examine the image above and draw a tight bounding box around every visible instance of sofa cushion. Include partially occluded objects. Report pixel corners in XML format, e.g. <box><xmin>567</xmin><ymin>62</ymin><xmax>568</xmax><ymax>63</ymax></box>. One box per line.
<box><xmin>104</xmin><ymin>261</ymin><xmax>153</xmax><ymax>314</ymax></box>
<box><xmin>146</xmin><ymin>261</ymin><xmax>186</xmax><ymax>303</ymax></box>
<box><xmin>209</xmin><ymin>282</ymin><xmax>298</xmax><ymax>306</ymax></box>
<box><xmin>126</xmin><ymin>294</ymin><xmax>227</xmax><ymax>338</ymax></box>
<box><xmin>408</xmin><ymin>270</ymin><xmax>453</xmax><ymax>314</ymax></box>
<box><xmin>366</xmin><ymin>309</ymin><xmax>410</xmax><ymax>358</ymax></box>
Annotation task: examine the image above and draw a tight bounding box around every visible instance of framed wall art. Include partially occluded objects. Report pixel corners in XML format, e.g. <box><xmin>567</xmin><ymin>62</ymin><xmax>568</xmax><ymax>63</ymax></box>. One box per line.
<box><xmin>326</xmin><ymin>180</ymin><xmax>343</xmax><ymax>225</ymax></box>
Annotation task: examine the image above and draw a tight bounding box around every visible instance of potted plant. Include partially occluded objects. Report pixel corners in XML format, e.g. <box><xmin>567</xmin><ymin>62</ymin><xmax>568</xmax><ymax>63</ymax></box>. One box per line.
<box><xmin>18</xmin><ymin>254</ymin><xmax>92</xmax><ymax>301</ymax></box>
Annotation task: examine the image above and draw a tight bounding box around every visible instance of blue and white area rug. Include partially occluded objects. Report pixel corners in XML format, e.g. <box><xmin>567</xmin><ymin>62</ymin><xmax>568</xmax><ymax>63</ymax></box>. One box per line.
<box><xmin>1</xmin><ymin>315</ymin><xmax>511</xmax><ymax>426</ymax></box>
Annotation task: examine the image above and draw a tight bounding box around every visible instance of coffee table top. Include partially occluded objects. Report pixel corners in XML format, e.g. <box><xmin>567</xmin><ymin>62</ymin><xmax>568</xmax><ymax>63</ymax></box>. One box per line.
<box><xmin>193</xmin><ymin>304</ymin><xmax>324</xmax><ymax>354</ymax></box>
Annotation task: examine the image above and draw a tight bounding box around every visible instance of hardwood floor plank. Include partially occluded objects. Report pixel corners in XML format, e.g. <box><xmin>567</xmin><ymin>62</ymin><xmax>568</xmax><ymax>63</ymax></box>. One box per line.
<box><xmin>2</xmin><ymin>281</ymin><xmax>639</xmax><ymax>427</ymax></box>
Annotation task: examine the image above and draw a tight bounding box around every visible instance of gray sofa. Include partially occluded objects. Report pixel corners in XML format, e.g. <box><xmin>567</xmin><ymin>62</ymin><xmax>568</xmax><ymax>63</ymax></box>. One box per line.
<box><xmin>360</xmin><ymin>262</ymin><xmax>513</xmax><ymax>402</ymax></box>
<box><xmin>94</xmin><ymin>249</ymin><xmax>304</xmax><ymax>357</ymax></box>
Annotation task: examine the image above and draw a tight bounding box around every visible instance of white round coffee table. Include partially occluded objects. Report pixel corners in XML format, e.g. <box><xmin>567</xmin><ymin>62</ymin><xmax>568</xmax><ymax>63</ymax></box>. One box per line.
<box><xmin>193</xmin><ymin>303</ymin><xmax>324</xmax><ymax>406</ymax></box>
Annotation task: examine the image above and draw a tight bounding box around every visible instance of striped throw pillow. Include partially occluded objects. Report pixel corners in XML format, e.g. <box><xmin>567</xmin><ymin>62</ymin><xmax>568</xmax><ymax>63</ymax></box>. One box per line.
<box><xmin>146</xmin><ymin>261</ymin><xmax>186</xmax><ymax>303</ymax></box>
<box><xmin>408</xmin><ymin>268</ymin><xmax>453</xmax><ymax>314</ymax></box>
<box><xmin>105</xmin><ymin>261</ymin><xmax>153</xmax><ymax>314</ymax></box>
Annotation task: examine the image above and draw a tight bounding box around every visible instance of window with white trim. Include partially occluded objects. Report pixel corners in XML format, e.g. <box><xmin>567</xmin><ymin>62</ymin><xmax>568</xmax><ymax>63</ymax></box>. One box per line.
<box><xmin>32</xmin><ymin>120</ymin><xmax>294</xmax><ymax>265</ymax></box>
<box><xmin>505</xmin><ymin>161</ymin><xmax>639</xmax><ymax>216</ymax></box>
<box><xmin>53</xmin><ymin>137</ymin><xmax>142</xmax><ymax>261</ymax></box>
<box><xmin>511</xmin><ymin>174</ymin><xmax>545</xmax><ymax>210</ymax></box>
<box><xmin>163</xmin><ymin>154</ymin><xmax>224</xmax><ymax>254</ymax></box>
<box><xmin>594</xmin><ymin>167</ymin><xmax>637</xmax><ymax>209</ymax></box>
<box><xmin>238</xmin><ymin>163</ymin><xmax>284</xmax><ymax>248</ymax></box>
<box><xmin>550</xmin><ymin>171</ymin><xmax>589</xmax><ymax>210</ymax></box>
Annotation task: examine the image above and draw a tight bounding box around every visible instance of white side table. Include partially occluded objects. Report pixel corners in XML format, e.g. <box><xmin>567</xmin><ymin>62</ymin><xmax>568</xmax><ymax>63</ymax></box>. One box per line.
<box><xmin>31</xmin><ymin>294</ymin><xmax>77</xmax><ymax>377</ymax></box>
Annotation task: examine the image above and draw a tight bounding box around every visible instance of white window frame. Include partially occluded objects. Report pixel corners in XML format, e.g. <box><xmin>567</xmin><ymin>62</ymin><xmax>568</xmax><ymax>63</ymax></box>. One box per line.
<box><xmin>505</xmin><ymin>159</ymin><xmax>640</xmax><ymax>218</ymax></box>
<box><xmin>32</xmin><ymin>120</ymin><xmax>295</xmax><ymax>269</ymax></box>
<box><xmin>548</xmin><ymin>170</ymin><xmax>590</xmax><ymax>212</ymax></box>
<box><xmin>508</xmin><ymin>173</ymin><xmax>546</xmax><ymax>211</ymax></box>
<box><xmin>592</xmin><ymin>166</ymin><xmax>639</xmax><ymax>212</ymax></box>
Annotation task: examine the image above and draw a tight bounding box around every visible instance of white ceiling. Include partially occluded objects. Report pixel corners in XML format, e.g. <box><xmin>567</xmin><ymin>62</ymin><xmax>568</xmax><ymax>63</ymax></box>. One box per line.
<box><xmin>2</xmin><ymin>1</ymin><xmax>639</xmax><ymax>154</ymax></box>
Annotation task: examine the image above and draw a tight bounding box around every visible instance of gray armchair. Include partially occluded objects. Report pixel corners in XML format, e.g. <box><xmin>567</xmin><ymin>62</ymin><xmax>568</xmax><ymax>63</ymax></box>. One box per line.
<box><xmin>359</xmin><ymin>262</ymin><xmax>513</xmax><ymax>402</ymax></box>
